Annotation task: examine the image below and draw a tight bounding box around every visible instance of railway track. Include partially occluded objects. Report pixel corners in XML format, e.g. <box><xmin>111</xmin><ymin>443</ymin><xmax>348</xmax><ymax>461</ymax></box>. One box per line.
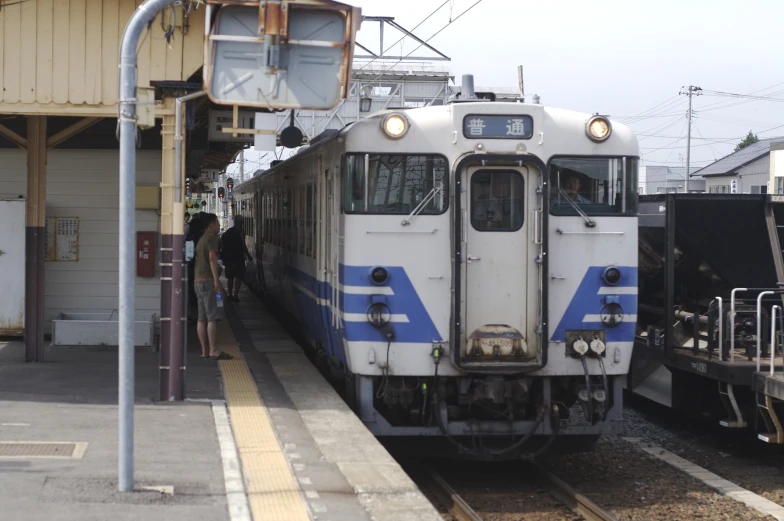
<box><xmin>423</xmin><ymin>463</ymin><xmax>617</xmax><ymax>521</ymax></box>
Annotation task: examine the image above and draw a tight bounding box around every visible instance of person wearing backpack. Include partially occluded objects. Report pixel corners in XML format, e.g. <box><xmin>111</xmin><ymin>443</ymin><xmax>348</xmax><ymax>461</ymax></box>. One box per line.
<box><xmin>220</xmin><ymin>215</ymin><xmax>252</xmax><ymax>302</ymax></box>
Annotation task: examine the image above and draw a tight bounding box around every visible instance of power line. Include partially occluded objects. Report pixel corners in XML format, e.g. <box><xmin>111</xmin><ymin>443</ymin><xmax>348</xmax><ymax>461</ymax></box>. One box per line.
<box><xmin>637</xmin><ymin>114</ymin><xmax>686</xmax><ymax>142</ymax></box>
<box><xmin>363</xmin><ymin>0</ymin><xmax>486</xmax><ymax>84</ymax></box>
<box><xmin>354</xmin><ymin>0</ymin><xmax>451</xmax><ymax>72</ymax></box>
<box><xmin>621</xmin><ymin>97</ymin><xmax>686</xmax><ymax>124</ymax></box>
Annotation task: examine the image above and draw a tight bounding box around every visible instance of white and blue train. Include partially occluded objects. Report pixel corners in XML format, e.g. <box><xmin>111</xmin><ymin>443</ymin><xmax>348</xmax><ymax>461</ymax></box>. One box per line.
<box><xmin>235</xmin><ymin>77</ymin><xmax>639</xmax><ymax>456</ymax></box>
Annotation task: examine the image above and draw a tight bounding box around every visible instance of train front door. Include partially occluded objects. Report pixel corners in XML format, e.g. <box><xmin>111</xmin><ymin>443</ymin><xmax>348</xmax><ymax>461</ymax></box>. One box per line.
<box><xmin>461</xmin><ymin>166</ymin><xmax>541</xmax><ymax>368</ymax></box>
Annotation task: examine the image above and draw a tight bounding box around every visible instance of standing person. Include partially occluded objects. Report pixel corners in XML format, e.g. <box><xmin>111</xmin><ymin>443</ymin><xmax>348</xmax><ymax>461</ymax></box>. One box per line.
<box><xmin>184</xmin><ymin>212</ymin><xmax>191</xmax><ymax>237</ymax></box>
<box><xmin>186</xmin><ymin>213</ymin><xmax>206</xmax><ymax>321</ymax></box>
<box><xmin>220</xmin><ymin>215</ymin><xmax>252</xmax><ymax>302</ymax></box>
<box><xmin>194</xmin><ymin>213</ymin><xmax>232</xmax><ymax>360</ymax></box>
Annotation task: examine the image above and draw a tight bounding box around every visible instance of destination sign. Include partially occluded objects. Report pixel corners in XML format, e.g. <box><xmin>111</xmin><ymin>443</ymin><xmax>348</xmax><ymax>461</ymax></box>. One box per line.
<box><xmin>463</xmin><ymin>114</ymin><xmax>534</xmax><ymax>139</ymax></box>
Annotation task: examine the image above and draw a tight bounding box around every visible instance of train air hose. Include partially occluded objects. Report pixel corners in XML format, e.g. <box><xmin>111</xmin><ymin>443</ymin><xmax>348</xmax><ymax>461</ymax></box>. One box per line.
<box><xmin>597</xmin><ymin>356</ymin><xmax>609</xmax><ymax>422</ymax></box>
<box><xmin>580</xmin><ymin>355</ymin><xmax>594</xmax><ymax>423</ymax></box>
<box><xmin>430</xmin><ymin>347</ymin><xmax>560</xmax><ymax>459</ymax></box>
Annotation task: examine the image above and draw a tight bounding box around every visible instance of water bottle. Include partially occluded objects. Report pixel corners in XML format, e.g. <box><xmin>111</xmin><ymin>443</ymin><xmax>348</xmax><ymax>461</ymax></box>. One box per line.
<box><xmin>216</xmin><ymin>291</ymin><xmax>224</xmax><ymax>308</ymax></box>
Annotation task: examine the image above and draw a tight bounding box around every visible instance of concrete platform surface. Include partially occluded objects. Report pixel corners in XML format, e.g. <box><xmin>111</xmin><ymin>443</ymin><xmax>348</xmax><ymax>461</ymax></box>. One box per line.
<box><xmin>0</xmin><ymin>334</ymin><xmax>228</xmax><ymax>521</ymax></box>
<box><xmin>0</xmin><ymin>281</ymin><xmax>441</xmax><ymax>521</ymax></box>
<box><xmin>225</xmin><ymin>285</ymin><xmax>442</xmax><ymax>521</ymax></box>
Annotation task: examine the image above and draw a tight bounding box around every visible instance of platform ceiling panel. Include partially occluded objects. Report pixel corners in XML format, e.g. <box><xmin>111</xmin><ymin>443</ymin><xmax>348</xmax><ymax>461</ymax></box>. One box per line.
<box><xmin>0</xmin><ymin>0</ymin><xmax>205</xmax><ymax>111</ymax></box>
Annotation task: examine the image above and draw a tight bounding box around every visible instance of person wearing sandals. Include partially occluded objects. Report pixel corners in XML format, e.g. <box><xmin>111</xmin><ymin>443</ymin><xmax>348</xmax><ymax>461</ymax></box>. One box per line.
<box><xmin>220</xmin><ymin>214</ymin><xmax>252</xmax><ymax>302</ymax></box>
<box><xmin>194</xmin><ymin>213</ymin><xmax>233</xmax><ymax>361</ymax></box>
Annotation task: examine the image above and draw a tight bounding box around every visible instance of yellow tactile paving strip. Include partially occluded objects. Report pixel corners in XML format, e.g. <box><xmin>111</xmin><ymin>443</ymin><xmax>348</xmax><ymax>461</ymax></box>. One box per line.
<box><xmin>216</xmin><ymin>318</ymin><xmax>311</xmax><ymax>521</ymax></box>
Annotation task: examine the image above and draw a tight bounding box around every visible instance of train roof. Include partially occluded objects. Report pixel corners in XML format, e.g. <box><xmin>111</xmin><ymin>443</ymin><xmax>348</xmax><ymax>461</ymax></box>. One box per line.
<box><xmin>237</xmin><ymin>101</ymin><xmax>638</xmax><ymax>189</ymax></box>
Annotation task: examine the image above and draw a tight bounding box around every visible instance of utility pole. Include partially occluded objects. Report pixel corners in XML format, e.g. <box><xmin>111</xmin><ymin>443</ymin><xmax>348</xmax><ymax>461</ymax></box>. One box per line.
<box><xmin>680</xmin><ymin>85</ymin><xmax>702</xmax><ymax>193</ymax></box>
<box><xmin>239</xmin><ymin>149</ymin><xmax>245</xmax><ymax>183</ymax></box>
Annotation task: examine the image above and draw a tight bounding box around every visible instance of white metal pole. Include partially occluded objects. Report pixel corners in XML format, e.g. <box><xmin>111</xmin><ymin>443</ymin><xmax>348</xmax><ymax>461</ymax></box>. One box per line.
<box><xmin>118</xmin><ymin>0</ymin><xmax>177</xmax><ymax>492</ymax></box>
<box><xmin>685</xmin><ymin>86</ymin><xmax>692</xmax><ymax>194</ymax></box>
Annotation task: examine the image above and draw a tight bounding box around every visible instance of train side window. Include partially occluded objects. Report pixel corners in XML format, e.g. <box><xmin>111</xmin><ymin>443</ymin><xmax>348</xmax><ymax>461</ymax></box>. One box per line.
<box><xmin>306</xmin><ymin>184</ymin><xmax>314</xmax><ymax>257</ymax></box>
<box><xmin>299</xmin><ymin>186</ymin><xmax>305</xmax><ymax>255</ymax></box>
<box><xmin>470</xmin><ymin>171</ymin><xmax>525</xmax><ymax>231</ymax></box>
<box><xmin>343</xmin><ymin>154</ymin><xmax>448</xmax><ymax>215</ymax></box>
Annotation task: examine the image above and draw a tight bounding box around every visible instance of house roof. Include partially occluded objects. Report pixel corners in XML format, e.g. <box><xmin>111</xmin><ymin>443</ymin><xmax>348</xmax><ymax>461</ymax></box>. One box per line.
<box><xmin>693</xmin><ymin>137</ymin><xmax>784</xmax><ymax>178</ymax></box>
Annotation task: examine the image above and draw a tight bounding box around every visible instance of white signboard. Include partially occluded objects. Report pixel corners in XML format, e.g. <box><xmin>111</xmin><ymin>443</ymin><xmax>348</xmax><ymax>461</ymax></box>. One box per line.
<box><xmin>731</xmin><ymin>178</ymin><xmax>738</xmax><ymax>194</ymax></box>
<box><xmin>199</xmin><ymin>169</ymin><xmax>221</xmax><ymax>182</ymax></box>
<box><xmin>208</xmin><ymin>110</ymin><xmax>255</xmax><ymax>143</ymax></box>
<box><xmin>254</xmin><ymin>113</ymin><xmax>278</xmax><ymax>152</ymax></box>
<box><xmin>207</xmin><ymin>7</ymin><xmax>350</xmax><ymax>110</ymax></box>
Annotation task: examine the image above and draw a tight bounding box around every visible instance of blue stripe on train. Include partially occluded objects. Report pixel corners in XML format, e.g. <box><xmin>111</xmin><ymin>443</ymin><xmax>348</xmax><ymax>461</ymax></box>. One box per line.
<box><xmin>550</xmin><ymin>266</ymin><xmax>638</xmax><ymax>343</ymax></box>
<box><xmin>286</xmin><ymin>265</ymin><xmax>443</xmax><ymax>345</ymax></box>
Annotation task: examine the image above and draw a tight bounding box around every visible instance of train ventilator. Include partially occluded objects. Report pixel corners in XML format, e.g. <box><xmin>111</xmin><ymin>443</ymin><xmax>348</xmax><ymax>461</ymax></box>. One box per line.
<box><xmin>234</xmin><ymin>75</ymin><xmax>640</xmax><ymax>458</ymax></box>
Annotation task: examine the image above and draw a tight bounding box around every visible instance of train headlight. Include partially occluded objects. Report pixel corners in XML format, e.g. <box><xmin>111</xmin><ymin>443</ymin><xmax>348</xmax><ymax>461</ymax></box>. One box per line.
<box><xmin>370</xmin><ymin>266</ymin><xmax>389</xmax><ymax>285</ymax></box>
<box><xmin>382</xmin><ymin>113</ymin><xmax>409</xmax><ymax>139</ymax></box>
<box><xmin>367</xmin><ymin>302</ymin><xmax>391</xmax><ymax>328</ymax></box>
<box><xmin>586</xmin><ymin>115</ymin><xmax>612</xmax><ymax>142</ymax></box>
<box><xmin>603</xmin><ymin>266</ymin><xmax>622</xmax><ymax>286</ymax></box>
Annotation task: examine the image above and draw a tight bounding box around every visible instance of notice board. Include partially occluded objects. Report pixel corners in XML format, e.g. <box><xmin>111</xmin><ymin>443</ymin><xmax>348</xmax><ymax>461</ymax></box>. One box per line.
<box><xmin>45</xmin><ymin>217</ymin><xmax>79</xmax><ymax>262</ymax></box>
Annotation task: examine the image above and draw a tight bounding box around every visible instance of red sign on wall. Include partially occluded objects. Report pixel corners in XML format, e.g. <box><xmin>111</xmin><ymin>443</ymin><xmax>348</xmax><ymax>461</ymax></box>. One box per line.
<box><xmin>136</xmin><ymin>232</ymin><xmax>156</xmax><ymax>278</ymax></box>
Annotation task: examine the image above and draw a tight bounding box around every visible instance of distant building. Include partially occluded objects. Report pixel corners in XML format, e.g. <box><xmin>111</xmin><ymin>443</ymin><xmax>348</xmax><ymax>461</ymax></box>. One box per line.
<box><xmin>639</xmin><ymin>166</ymin><xmax>705</xmax><ymax>195</ymax></box>
<box><xmin>693</xmin><ymin>137</ymin><xmax>784</xmax><ymax>194</ymax></box>
<box><xmin>770</xmin><ymin>142</ymin><xmax>784</xmax><ymax>194</ymax></box>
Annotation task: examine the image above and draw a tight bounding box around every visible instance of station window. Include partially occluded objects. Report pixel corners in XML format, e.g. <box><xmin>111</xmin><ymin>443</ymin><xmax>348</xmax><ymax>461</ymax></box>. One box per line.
<box><xmin>549</xmin><ymin>157</ymin><xmax>638</xmax><ymax>216</ymax></box>
<box><xmin>470</xmin><ymin>171</ymin><xmax>525</xmax><ymax>231</ymax></box>
<box><xmin>343</xmin><ymin>154</ymin><xmax>448</xmax><ymax>215</ymax></box>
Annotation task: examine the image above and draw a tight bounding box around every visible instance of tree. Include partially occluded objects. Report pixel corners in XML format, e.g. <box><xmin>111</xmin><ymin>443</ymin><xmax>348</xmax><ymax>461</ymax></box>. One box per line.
<box><xmin>735</xmin><ymin>130</ymin><xmax>759</xmax><ymax>152</ymax></box>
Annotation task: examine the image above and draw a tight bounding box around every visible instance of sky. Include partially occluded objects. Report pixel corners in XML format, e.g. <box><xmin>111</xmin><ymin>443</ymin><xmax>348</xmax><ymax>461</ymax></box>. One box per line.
<box><xmin>229</xmin><ymin>0</ymin><xmax>784</xmax><ymax>175</ymax></box>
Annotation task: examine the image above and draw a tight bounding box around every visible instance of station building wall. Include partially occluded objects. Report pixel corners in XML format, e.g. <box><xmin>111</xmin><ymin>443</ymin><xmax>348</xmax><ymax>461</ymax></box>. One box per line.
<box><xmin>0</xmin><ymin>149</ymin><xmax>161</xmax><ymax>334</ymax></box>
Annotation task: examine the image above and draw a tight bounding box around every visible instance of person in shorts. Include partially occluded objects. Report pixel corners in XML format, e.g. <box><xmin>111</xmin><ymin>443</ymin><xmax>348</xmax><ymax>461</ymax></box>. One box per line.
<box><xmin>194</xmin><ymin>213</ymin><xmax>232</xmax><ymax>360</ymax></box>
<box><xmin>220</xmin><ymin>215</ymin><xmax>252</xmax><ymax>302</ymax></box>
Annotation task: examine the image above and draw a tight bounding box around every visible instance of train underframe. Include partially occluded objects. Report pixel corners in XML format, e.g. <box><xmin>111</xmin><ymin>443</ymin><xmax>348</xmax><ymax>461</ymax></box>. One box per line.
<box><xmin>341</xmin><ymin>370</ymin><xmax>624</xmax><ymax>458</ymax></box>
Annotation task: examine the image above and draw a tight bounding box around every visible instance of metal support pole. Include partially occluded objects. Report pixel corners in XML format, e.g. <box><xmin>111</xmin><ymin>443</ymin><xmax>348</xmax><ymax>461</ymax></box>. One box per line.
<box><xmin>685</xmin><ymin>88</ymin><xmax>692</xmax><ymax>194</ymax></box>
<box><xmin>25</xmin><ymin>116</ymin><xmax>47</xmax><ymax>363</ymax></box>
<box><xmin>118</xmin><ymin>0</ymin><xmax>178</xmax><ymax>493</ymax></box>
<box><xmin>730</xmin><ymin>288</ymin><xmax>748</xmax><ymax>364</ymax></box>
<box><xmin>758</xmin><ymin>291</ymin><xmax>775</xmax><ymax>372</ymax></box>
<box><xmin>169</xmin><ymin>90</ymin><xmax>207</xmax><ymax>401</ymax></box>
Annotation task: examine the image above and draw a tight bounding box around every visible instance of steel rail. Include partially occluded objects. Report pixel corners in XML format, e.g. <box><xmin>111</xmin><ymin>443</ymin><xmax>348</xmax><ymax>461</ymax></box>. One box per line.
<box><xmin>424</xmin><ymin>466</ymin><xmax>483</xmax><ymax>521</ymax></box>
<box><xmin>534</xmin><ymin>463</ymin><xmax>617</xmax><ymax>521</ymax></box>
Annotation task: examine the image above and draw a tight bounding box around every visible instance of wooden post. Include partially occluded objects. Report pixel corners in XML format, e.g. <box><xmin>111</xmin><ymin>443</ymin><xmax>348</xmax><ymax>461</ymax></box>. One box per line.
<box><xmin>159</xmin><ymin>98</ymin><xmax>176</xmax><ymax>399</ymax></box>
<box><xmin>25</xmin><ymin>116</ymin><xmax>47</xmax><ymax>362</ymax></box>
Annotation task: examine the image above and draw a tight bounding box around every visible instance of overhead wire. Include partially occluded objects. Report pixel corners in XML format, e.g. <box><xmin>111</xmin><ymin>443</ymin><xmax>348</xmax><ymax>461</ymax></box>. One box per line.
<box><xmin>362</xmin><ymin>0</ymin><xmax>486</xmax><ymax>85</ymax></box>
<box><xmin>637</xmin><ymin>113</ymin><xmax>687</xmax><ymax>141</ymax></box>
<box><xmin>621</xmin><ymin>97</ymin><xmax>686</xmax><ymax>124</ymax></box>
<box><xmin>354</xmin><ymin>0</ymin><xmax>451</xmax><ymax>73</ymax></box>
<box><xmin>619</xmin><ymin>95</ymin><xmax>681</xmax><ymax>123</ymax></box>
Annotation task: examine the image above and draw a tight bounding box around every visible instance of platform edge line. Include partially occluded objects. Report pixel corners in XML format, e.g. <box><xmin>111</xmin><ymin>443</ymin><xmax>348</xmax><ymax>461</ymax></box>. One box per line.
<box><xmin>212</xmin><ymin>399</ymin><xmax>253</xmax><ymax>521</ymax></box>
<box><xmin>623</xmin><ymin>437</ymin><xmax>784</xmax><ymax>521</ymax></box>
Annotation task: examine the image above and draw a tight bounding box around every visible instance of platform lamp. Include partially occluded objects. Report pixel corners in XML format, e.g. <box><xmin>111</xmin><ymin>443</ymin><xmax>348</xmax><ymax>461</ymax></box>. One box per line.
<box><xmin>359</xmin><ymin>85</ymin><xmax>373</xmax><ymax>113</ymax></box>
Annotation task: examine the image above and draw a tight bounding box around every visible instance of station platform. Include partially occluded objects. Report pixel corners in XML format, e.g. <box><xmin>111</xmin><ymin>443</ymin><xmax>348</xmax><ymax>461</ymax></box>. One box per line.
<box><xmin>0</xmin><ymin>283</ymin><xmax>440</xmax><ymax>521</ymax></box>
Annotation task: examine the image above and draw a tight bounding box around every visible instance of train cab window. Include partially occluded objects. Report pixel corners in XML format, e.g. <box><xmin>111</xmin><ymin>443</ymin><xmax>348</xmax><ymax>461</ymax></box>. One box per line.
<box><xmin>549</xmin><ymin>157</ymin><xmax>638</xmax><ymax>216</ymax></box>
<box><xmin>470</xmin><ymin>171</ymin><xmax>524</xmax><ymax>231</ymax></box>
<box><xmin>343</xmin><ymin>154</ymin><xmax>448</xmax><ymax>214</ymax></box>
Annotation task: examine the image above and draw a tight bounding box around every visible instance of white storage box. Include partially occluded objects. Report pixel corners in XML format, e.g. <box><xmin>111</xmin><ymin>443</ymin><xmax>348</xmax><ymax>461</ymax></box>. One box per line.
<box><xmin>52</xmin><ymin>313</ymin><xmax>155</xmax><ymax>347</ymax></box>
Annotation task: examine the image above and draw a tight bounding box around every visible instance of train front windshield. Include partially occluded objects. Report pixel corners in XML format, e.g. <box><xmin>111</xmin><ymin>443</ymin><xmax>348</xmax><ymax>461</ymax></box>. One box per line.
<box><xmin>549</xmin><ymin>157</ymin><xmax>638</xmax><ymax>215</ymax></box>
